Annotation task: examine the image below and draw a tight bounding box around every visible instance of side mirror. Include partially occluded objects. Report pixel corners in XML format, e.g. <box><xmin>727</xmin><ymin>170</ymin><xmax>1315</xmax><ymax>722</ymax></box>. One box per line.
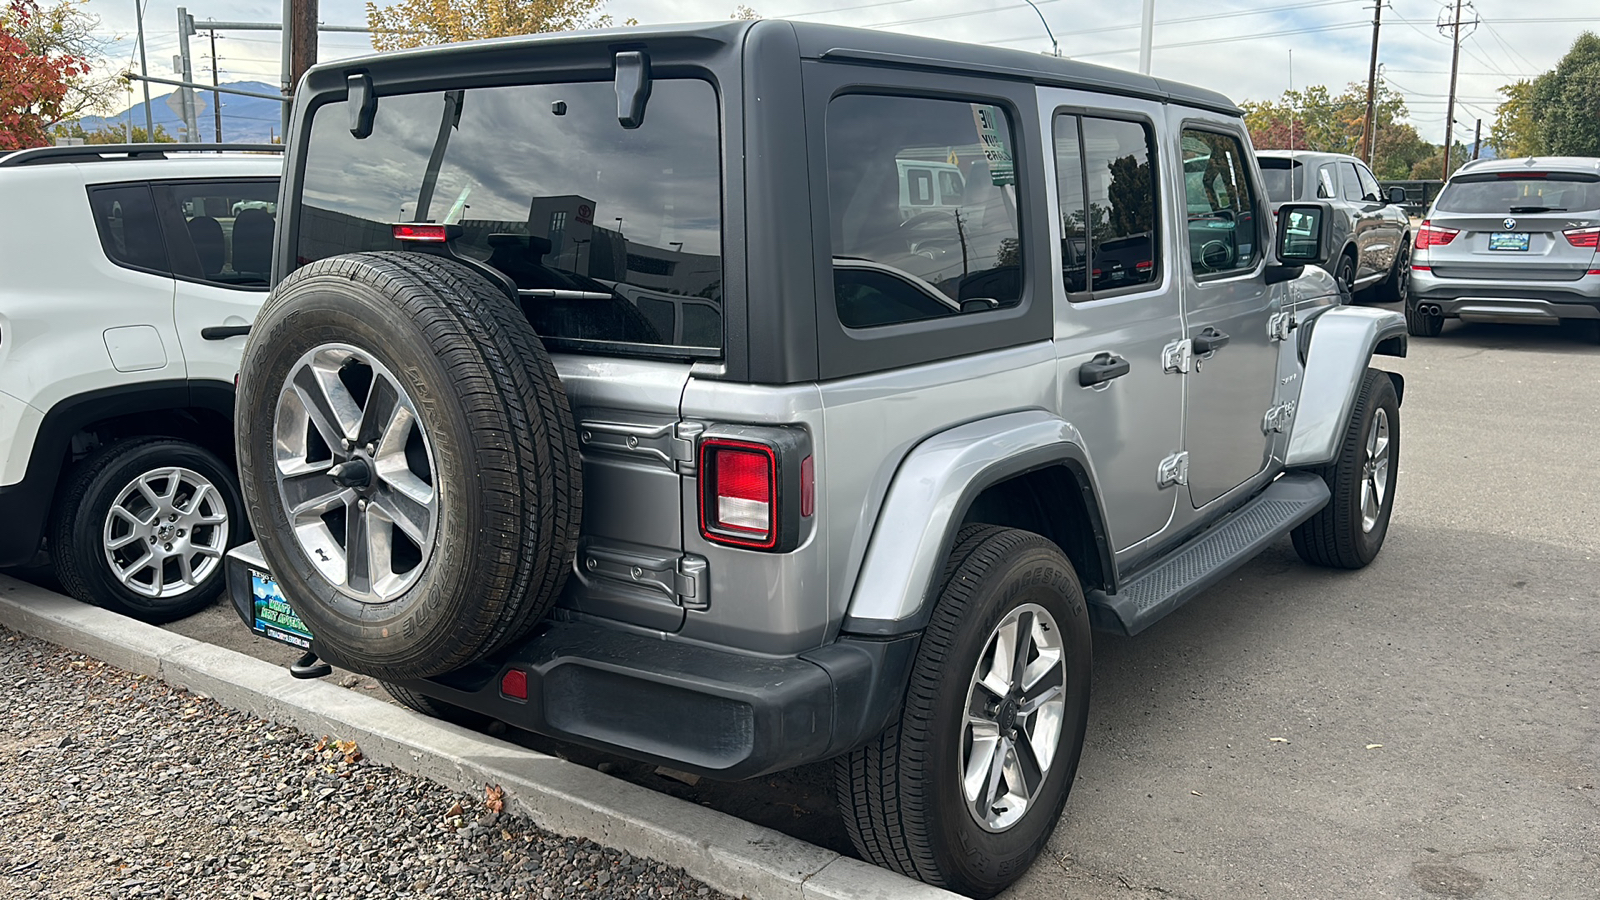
<box><xmin>1387</xmin><ymin>185</ymin><xmax>1408</xmax><ymax>206</ymax></box>
<box><xmin>1275</xmin><ymin>202</ymin><xmax>1330</xmax><ymax>263</ymax></box>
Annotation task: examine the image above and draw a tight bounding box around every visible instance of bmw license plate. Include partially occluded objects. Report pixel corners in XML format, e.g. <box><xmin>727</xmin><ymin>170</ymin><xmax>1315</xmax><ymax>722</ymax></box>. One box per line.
<box><xmin>249</xmin><ymin>569</ymin><xmax>314</xmax><ymax>649</ymax></box>
<box><xmin>1488</xmin><ymin>232</ymin><xmax>1529</xmax><ymax>251</ymax></box>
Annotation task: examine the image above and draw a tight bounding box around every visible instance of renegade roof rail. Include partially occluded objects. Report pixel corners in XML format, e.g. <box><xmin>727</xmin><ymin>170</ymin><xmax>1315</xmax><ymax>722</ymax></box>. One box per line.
<box><xmin>0</xmin><ymin>143</ymin><xmax>285</xmax><ymax>168</ymax></box>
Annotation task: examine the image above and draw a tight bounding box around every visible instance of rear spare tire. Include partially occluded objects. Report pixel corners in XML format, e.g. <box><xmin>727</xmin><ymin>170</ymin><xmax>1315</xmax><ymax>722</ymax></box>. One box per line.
<box><xmin>235</xmin><ymin>252</ymin><xmax>581</xmax><ymax>680</ymax></box>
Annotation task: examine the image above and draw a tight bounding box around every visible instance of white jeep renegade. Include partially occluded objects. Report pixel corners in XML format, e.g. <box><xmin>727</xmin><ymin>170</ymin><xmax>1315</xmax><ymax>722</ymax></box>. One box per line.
<box><xmin>0</xmin><ymin>143</ymin><xmax>282</xmax><ymax>622</ymax></box>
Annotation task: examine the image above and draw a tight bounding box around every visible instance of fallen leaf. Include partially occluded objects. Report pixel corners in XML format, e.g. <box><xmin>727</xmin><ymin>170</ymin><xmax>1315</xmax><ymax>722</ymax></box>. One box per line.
<box><xmin>485</xmin><ymin>784</ymin><xmax>505</xmax><ymax>814</ymax></box>
<box><xmin>1366</xmin><ymin>743</ymin><xmax>1383</xmax><ymax>750</ymax></box>
<box><xmin>445</xmin><ymin>801</ymin><xmax>464</xmax><ymax>817</ymax></box>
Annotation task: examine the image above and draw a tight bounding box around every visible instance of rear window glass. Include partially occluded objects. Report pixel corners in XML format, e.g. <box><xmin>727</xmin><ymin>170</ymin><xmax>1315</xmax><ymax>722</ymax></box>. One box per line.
<box><xmin>88</xmin><ymin>184</ymin><xmax>169</xmax><ymax>273</ymax></box>
<box><xmin>296</xmin><ymin>79</ymin><xmax>723</xmax><ymax>356</ymax></box>
<box><xmin>1257</xmin><ymin>158</ymin><xmax>1303</xmax><ymax>203</ymax></box>
<box><xmin>1435</xmin><ymin>174</ymin><xmax>1600</xmax><ymax>213</ymax></box>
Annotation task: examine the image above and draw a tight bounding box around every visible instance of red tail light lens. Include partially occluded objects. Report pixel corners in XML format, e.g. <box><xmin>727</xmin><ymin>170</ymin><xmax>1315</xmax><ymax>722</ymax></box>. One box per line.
<box><xmin>392</xmin><ymin>223</ymin><xmax>451</xmax><ymax>242</ymax></box>
<box><xmin>701</xmin><ymin>440</ymin><xmax>777</xmax><ymax>548</ymax></box>
<box><xmin>1563</xmin><ymin>227</ymin><xmax>1600</xmax><ymax>249</ymax></box>
<box><xmin>1415</xmin><ymin>221</ymin><xmax>1459</xmax><ymax>249</ymax></box>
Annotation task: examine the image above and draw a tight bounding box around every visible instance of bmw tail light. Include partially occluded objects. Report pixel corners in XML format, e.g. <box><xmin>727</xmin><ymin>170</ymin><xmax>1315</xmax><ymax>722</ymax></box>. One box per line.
<box><xmin>1415</xmin><ymin>221</ymin><xmax>1459</xmax><ymax>249</ymax></box>
<box><xmin>697</xmin><ymin>427</ymin><xmax>812</xmax><ymax>552</ymax></box>
<box><xmin>1563</xmin><ymin>227</ymin><xmax>1600</xmax><ymax>249</ymax></box>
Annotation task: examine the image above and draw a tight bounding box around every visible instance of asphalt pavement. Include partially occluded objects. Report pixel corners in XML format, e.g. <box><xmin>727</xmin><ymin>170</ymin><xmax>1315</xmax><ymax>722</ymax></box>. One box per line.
<box><xmin>10</xmin><ymin>305</ymin><xmax>1599</xmax><ymax>899</ymax></box>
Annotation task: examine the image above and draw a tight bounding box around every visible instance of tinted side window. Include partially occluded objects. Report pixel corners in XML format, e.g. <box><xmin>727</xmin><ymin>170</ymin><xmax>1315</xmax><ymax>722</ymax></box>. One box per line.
<box><xmin>826</xmin><ymin>94</ymin><xmax>1023</xmax><ymax>329</ymax></box>
<box><xmin>156</xmin><ymin>180</ymin><xmax>277</xmax><ymax>288</ymax></box>
<box><xmin>1317</xmin><ymin>164</ymin><xmax>1337</xmax><ymax>199</ymax></box>
<box><xmin>299</xmin><ymin>79</ymin><xmax>722</xmax><ymax>354</ymax></box>
<box><xmin>1054</xmin><ymin>114</ymin><xmax>1159</xmax><ymax>297</ymax></box>
<box><xmin>88</xmin><ymin>184</ymin><xmax>169</xmax><ymax>274</ymax></box>
<box><xmin>1180</xmin><ymin>129</ymin><xmax>1259</xmax><ymax>277</ymax></box>
<box><xmin>1356</xmin><ymin>164</ymin><xmax>1382</xmax><ymax>202</ymax></box>
<box><xmin>1339</xmin><ymin>161</ymin><xmax>1364</xmax><ymax>201</ymax></box>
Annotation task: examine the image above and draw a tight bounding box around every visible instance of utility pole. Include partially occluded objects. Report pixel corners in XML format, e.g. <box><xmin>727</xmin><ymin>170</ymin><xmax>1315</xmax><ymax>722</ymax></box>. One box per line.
<box><xmin>133</xmin><ymin>0</ymin><xmax>154</xmax><ymax>137</ymax></box>
<box><xmin>209</xmin><ymin>30</ymin><xmax>223</xmax><ymax>142</ymax></box>
<box><xmin>1361</xmin><ymin>0</ymin><xmax>1383</xmax><ymax>166</ymax></box>
<box><xmin>1472</xmin><ymin>118</ymin><xmax>1482</xmax><ymax>160</ymax></box>
<box><xmin>1139</xmin><ymin>0</ymin><xmax>1156</xmax><ymax>74</ymax></box>
<box><xmin>1438</xmin><ymin>0</ymin><xmax>1478</xmax><ymax>179</ymax></box>
<box><xmin>289</xmin><ymin>0</ymin><xmax>320</xmax><ymax>126</ymax></box>
<box><xmin>177</xmin><ymin>7</ymin><xmax>198</xmax><ymax>142</ymax></box>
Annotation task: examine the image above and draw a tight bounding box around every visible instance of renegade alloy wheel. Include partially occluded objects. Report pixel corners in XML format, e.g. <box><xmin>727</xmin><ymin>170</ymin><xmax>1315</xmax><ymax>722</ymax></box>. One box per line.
<box><xmin>52</xmin><ymin>438</ymin><xmax>246</xmax><ymax>623</ymax></box>
<box><xmin>274</xmin><ymin>343</ymin><xmax>438</xmax><ymax>604</ymax></box>
<box><xmin>1292</xmin><ymin>368</ymin><xmax>1400</xmax><ymax>569</ymax></box>
<box><xmin>836</xmin><ymin>525</ymin><xmax>1092</xmax><ymax>898</ymax></box>
<box><xmin>235</xmin><ymin>252</ymin><xmax>581</xmax><ymax>680</ymax></box>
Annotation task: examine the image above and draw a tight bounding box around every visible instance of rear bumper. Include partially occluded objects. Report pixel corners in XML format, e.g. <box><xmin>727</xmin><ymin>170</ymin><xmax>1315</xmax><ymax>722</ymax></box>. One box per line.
<box><xmin>225</xmin><ymin>543</ymin><xmax>916</xmax><ymax>780</ymax></box>
<box><xmin>1412</xmin><ymin>269</ymin><xmax>1600</xmax><ymax>321</ymax></box>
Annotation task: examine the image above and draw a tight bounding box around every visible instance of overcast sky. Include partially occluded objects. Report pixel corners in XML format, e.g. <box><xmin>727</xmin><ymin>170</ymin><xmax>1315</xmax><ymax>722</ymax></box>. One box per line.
<box><xmin>82</xmin><ymin>0</ymin><xmax>1599</xmax><ymax>142</ymax></box>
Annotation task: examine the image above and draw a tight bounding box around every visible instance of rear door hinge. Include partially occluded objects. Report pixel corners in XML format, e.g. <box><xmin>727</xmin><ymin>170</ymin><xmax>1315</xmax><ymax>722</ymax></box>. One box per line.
<box><xmin>1268</xmin><ymin>311</ymin><xmax>1297</xmax><ymax>342</ymax></box>
<box><xmin>1262</xmin><ymin>401</ymin><xmax>1296</xmax><ymax>434</ymax></box>
<box><xmin>675</xmin><ymin>555</ymin><xmax>709</xmax><ymax>611</ymax></box>
<box><xmin>1157</xmin><ymin>451</ymin><xmax>1189</xmax><ymax>488</ymax></box>
<box><xmin>673</xmin><ymin>421</ymin><xmax>703</xmax><ymax>474</ymax></box>
<box><xmin>1162</xmin><ymin>339</ymin><xmax>1192</xmax><ymax>374</ymax></box>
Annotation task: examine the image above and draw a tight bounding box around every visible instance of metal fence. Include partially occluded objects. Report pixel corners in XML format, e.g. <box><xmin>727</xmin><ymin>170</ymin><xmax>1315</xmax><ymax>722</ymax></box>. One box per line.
<box><xmin>1379</xmin><ymin>180</ymin><xmax>1445</xmax><ymax>219</ymax></box>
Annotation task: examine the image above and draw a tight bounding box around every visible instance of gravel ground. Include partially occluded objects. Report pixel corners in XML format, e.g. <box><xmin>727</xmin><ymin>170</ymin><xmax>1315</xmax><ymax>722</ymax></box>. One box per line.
<box><xmin>0</xmin><ymin>626</ymin><xmax>730</xmax><ymax>900</ymax></box>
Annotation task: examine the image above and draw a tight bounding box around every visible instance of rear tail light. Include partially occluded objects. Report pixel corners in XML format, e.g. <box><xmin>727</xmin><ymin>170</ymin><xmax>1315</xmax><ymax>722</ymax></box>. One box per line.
<box><xmin>697</xmin><ymin>429</ymin><xmax>812</xmax><ymax>552</ymax></box>
<box><xmin>392</xmin><ymin>223</ymin><xmax>458</xmax><ymax>243</ymax></box>
<box><xmin>1563</xmin><ymin>227</ymin><xmax>1600</xmax><ymax>249</ymax></box>
<box><xmin>1415</xmin><ymin>221</ymin><xmax>1459</xmax><ymax>249</ymax></box>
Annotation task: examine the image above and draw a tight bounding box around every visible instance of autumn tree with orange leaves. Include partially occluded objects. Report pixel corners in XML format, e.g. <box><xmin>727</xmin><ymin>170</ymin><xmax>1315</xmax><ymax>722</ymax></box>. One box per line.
<box><xmin>1</xmin><ymin>0</ymin><xmax>93</xmax><ymax>150</ymax></box>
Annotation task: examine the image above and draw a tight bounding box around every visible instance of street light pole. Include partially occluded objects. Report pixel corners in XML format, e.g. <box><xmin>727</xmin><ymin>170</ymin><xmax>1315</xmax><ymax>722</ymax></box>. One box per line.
<box><xmin>1138</xmin><ymin>0</ymin><xmax>1156</xmax><ymax>73</ymax></box>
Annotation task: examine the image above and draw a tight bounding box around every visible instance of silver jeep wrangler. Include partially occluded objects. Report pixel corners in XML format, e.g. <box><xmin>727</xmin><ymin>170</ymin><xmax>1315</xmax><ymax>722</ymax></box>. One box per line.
<box><xmin>227</xmin><ymin>20</ymin><xmax>1406</xmax><ymax>896</ymax></box>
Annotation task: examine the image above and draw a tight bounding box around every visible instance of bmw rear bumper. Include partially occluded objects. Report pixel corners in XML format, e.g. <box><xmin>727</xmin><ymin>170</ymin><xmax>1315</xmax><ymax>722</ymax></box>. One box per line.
<box><xmin>1411</xmin><ymin>269</ymin><xmax>1600</xmax><ymax>321</ymax></box>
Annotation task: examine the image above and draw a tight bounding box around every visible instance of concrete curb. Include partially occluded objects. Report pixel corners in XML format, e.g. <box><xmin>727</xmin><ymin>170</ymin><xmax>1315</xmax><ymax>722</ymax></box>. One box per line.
<box><xmin>0</xmin><ymin>575</ymin><xmax>964</xmax><ymax>900</ymax></box>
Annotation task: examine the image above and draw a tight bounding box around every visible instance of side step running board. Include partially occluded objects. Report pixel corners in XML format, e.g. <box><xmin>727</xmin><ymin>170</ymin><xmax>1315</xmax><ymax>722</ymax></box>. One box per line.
<box><xmin>1086</xmin><ymin>473</ymin><xmax>1330</xmax><ymax>636</ymax></box>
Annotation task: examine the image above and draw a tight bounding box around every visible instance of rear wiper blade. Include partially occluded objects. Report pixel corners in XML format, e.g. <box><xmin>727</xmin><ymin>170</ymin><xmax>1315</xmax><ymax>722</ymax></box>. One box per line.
<box><xmin>1507</xmin><ymin>206</ymin><xmax>1565</xmax><ymax>213</ymax></box>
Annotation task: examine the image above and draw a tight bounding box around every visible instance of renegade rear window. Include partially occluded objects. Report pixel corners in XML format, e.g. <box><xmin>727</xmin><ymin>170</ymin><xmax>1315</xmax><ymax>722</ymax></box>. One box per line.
<box><xmin>1435</xmin><ymin>173</ymin><xmax>1600</xmax><ymax>214</ymax></box>
<box><xmin>296</xmin><ymin>79</ymin><xmax>723</xmax><ymax>356</ymax></box>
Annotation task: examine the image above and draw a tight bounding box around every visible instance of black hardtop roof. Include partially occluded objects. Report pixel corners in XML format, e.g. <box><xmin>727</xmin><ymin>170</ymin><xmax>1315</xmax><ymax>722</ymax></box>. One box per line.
<box><xmin>303</xmin><ymin>18</ymin><xmax>1241</xmax><ymax>116</ymax></box>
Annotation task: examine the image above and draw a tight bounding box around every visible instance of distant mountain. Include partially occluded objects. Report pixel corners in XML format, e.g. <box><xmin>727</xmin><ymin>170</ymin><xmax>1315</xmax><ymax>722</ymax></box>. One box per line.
<box><xmin>79</xmin><ymin>82</ymin><xmax>286</xmax><ymax>144</ymax></box>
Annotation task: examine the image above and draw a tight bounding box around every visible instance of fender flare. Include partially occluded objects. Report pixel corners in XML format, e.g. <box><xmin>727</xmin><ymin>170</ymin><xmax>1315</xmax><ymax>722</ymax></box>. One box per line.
<box><xmin>1285</xmin><ymin>306</ymin><xmax>1407</xmax><ymax>468</ymax></box>
<box><xmin>840</xmin><ymin>410</ymin><xmax>1113</xmax><ymax>636</ymax></box>
<box><xmin>0</xmin><ymin>379</ymin><xmax>235</xmax><ymax>567</ymax></box>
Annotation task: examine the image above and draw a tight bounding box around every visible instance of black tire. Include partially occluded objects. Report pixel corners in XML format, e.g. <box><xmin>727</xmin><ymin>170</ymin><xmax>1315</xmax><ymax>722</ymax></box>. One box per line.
<box><xmin>835</xmin><ymin>525</ymin><xmax>1093</xmax><ymax>898</ymax></box>
<box><xmin>1332</xmin><ymin>252</ymin><xmax>1357</xmax><ymax>304</ymax></box>
<box><xmin>1405</xmin><ymin>295</ymin><xmax>1444</xmax><ymax>337</ymax></box>
<box><xmin>1292</xmin><ymin>369</ymin><xmax>1400</xmax><ymax>569</ymax></box>
<box><xmin>1373</xmin><ymin>237</ymin><xmax>1411</xmax><ymax>305</ymax></box>
<box><xmin>383</xmin><ymin>682</ymin><xmax>492</xmax><ymax>730</ymax></box>
<box><xmin>50</xmin><ymin>437</ymin><xmax>247</xmax><ymax>623</ymax></box>
<box><xmin>236</xmin><ymin>252</ymin><xmax>581</xmax><ymax>680</ymax></box>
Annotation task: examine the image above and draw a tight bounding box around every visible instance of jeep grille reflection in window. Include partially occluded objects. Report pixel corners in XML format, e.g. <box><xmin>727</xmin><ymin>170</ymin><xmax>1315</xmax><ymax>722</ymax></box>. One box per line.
<box><xmin>826</xmin><ymin>95</ymin><xmax>1023</xmax><ymax>330</ymax></box>
<box><xmin>296</xmin><ymin>80</ymin><xmax>723</xmax><ymax>356</ymax></box>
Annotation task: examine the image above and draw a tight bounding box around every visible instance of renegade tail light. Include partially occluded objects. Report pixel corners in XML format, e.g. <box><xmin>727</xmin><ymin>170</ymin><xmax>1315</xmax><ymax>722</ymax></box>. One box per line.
<box><xmin>697</xmin><ymin>427</ymin><xmax>812</xmax><ymax>552</ymax></box>
<box><xmin>1415</xmin><ymin>221</ymin><xmax>1459</xmax><ymax>249</ymax></box>
<box><xmin>1563</xmin><ymin>227</ymin><xmax>1600</xmax><ymax>249</ymax></box>
<box><xmin>392</xmin><ymin>223</ymin><xmax>455</xmax><ymax>243</ymax></box>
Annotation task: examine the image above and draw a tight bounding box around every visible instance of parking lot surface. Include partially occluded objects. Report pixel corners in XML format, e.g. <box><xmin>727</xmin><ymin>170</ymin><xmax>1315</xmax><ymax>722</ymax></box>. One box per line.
<box><xmin>8</xmin><ymin>311</ymin><xmax>1598</xmax><ymax>900</ymax></box>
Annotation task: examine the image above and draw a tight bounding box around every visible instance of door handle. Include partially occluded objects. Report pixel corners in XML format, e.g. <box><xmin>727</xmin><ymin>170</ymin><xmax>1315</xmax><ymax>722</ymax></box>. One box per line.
<box><xmin>201</xmin><ymin>324</ymin><xmax>251</xmax><ymax>340</ymax></box>
<box><xmin>1078</xmin><ymin>352</ymin><xmax>1131</xmax><ymax>386</ymax></box>
<box><xmin>1192</xmin><ymin>327</ymin><xmax>1230</xmax><ymax>354</ymax></box>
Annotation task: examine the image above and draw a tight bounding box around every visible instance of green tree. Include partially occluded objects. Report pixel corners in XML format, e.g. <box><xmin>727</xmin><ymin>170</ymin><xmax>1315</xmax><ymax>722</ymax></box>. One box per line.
<box><xmin>1</xmin><ymin>0</ymin><xmax>92</xmax><ymax>149</ymax></box>
<box><xmin>1408</xmin><ymin>143</ymin><xmax>1471</xmax><ymax>180</ymax></box>
<box><xmin>1530</xmin><ymin>31</ymin><xmax>1600</xmax><ymax>156</ymax></box>
<box><xmin>1243</xmin><ymin>81</ymin><xmax>1429</xmax><ymax>179</ymax></box>
<box><xmin>366</xmin><ymin>0</ymin><xmax>626</xmax><ymax>51</ymax></box>
<box><xmin>53</xmin><ymin>119</ymin><xmax>174</xmax><ymax>143</ymax></box>
<box><xmin>1489</xmin><ymin>79</ymin><xmax>1541</xmax><ymax>158</ymax></box>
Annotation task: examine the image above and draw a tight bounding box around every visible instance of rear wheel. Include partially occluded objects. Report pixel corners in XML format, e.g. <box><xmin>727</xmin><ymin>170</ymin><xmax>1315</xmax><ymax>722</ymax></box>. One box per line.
<box><xmin>1374</xmin><ymin>239</ymin><xmax>1411</xmax><ymax>304</ymax></box>
<box><xmin>835</xmin><ymin>526</ymin><xmax>1092</xmax><ymax>898</ymax></box>
<box><xmin>1333</xmin><ymin>253</ymin><xmax>1357</xmax><ymax>304</ymax></box>
<box><xmin>236</xmin><ymin>252</ymin><xmax>581</xmax><ymax>680</ymax></box>
<box><xmin>51</xmin><ymin>437</ymin><xmax>245</xmax><ymax>623</ymax></box>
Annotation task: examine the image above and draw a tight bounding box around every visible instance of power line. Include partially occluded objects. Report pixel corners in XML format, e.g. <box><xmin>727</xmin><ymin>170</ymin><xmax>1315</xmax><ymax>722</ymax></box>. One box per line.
<box><xmin>983</xmin><ymin>0</ymin><xmax>1357</xmax><ymax>47</ymax></box>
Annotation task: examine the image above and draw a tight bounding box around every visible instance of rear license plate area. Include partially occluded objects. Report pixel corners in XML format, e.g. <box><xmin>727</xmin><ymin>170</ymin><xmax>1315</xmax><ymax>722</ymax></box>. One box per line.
<box><xmin>249</xmin><ymin>568</ymin><xmax>315</xmax><ymax>649</ymax></box>
<box><xmin>1488</xmin><ymin>232</ymin><xmax>1529</xmax><ymax>251</ymax></box>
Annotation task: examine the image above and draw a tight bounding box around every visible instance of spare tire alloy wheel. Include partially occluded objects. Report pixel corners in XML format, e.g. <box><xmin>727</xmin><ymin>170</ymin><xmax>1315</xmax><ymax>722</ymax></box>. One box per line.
<box><xmin>275</xmin><ymin>343</ymin><xmax>437</xmax><ymax>603</ymax></box>
<box><xmin>103</xmin><ymin>467</ymin><xmax>230</xmax><ymax>598</ymax></box>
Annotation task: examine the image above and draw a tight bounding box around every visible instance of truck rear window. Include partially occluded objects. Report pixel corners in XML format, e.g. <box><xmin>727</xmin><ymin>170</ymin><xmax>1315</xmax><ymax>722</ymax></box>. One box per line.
<box><xmin>296</xmin><ymin>79</ymin><xmax>724</xmax><ymax>356</ymax></box>
<box><xmin>1257</xmin><ymin>158</ymin><xmax>1303</xmax><ymax>204</ymax></box>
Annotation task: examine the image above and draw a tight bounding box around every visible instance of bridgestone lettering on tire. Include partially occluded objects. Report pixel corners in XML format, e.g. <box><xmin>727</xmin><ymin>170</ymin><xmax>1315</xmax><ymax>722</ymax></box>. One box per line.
<box><xmin>835</xmin><ymin>525</ymin><xmax>1092</xmax><ymax>898</ymax></box>
<box><xmin>235</xmin><ymin>252</ymin><xmax>581</xmax><ymax>680</ymax></box>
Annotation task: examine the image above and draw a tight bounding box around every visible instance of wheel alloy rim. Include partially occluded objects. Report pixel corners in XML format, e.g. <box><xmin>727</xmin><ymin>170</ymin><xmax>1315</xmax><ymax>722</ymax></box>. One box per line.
<box><xmin>102</xmin><ymin>467</ymin><xmax>229</xmax><ymax>599</ymax></box>
<box><xmin>274</xmin><ymin>343</ymin><xmax>438</xmax><ymax>603</ymax></box>
<box><xmin>1395</xmin><ymin>246</ymin><xmax>1411</xmax><ymax>304</ymax></box>
<box><xmin>960</xmin><ymin>602</ymin><xmax>1068</xmax><ymax>833</ymax></box>
<box><xmin>1361</xmin><ymin>407</ymin><xmax>1391</xmax><ymax>533</ymax></box>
